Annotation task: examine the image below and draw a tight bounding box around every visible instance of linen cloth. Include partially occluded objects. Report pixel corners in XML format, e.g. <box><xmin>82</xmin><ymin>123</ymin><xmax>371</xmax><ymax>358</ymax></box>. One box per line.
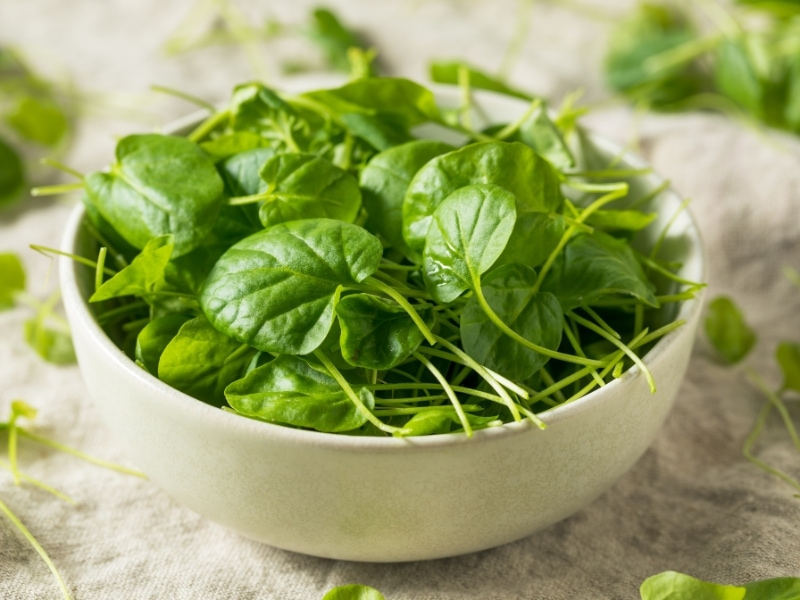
<box><xmin>1</xmin><ymin>1</ymin><xmax>799</xmax><ymax>598</ymax></box>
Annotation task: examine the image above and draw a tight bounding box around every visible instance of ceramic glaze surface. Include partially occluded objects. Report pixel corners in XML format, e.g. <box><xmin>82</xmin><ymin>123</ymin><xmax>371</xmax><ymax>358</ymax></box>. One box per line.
<box><xmin>60</xmin><ymin>85</ymin><xmax>705</xmax><ymax>562</ymax></box>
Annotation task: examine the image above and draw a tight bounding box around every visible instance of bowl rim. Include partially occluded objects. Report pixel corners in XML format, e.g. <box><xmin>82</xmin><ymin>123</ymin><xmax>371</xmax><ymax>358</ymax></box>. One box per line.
<box><xmin>60</xmin><ymin>84</ymin><xmax>707</xmax><ymax>453</ymax></box>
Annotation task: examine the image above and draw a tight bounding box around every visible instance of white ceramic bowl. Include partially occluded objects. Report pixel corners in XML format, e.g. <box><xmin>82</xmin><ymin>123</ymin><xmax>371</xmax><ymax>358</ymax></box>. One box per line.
<box><xmin>60</xmin><ymin>84</ymin><xmax>705</xmax><ymax>562</ymax></box>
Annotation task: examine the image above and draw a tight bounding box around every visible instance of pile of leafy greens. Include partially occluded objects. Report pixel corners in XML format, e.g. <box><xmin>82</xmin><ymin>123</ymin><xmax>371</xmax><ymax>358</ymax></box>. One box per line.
<box><xmin>47</xmin><ymin>69</ymin><xmax>700</xmax><ymax>438</ymax></box>
<box><xmin>605</xmin><ymin>1</ymin><xmax>800</xmax><ymax>134</ymax></box>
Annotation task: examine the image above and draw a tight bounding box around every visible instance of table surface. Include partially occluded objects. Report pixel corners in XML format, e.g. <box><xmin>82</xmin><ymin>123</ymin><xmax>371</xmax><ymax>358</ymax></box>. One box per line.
<box><xmin>1</xmin><ymin>1</ymin><xmax>799</xmax><ymax>598</ymax></box>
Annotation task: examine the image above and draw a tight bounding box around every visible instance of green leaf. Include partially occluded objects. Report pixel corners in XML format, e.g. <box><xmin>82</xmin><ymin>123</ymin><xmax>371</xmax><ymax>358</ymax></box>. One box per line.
<box><xmin>225</xmin><ymin>355</ymin><xmax>371</xmax><ymax>432</ymax></box>
<box><xmin>230</xmin><ymin>83</ymin><xmax>297</xmax><ymax>134</ymax></box>
<box><xmin>422</xmin><ymin>184</ymin><xmax>517</xmax><ymax>303</ymax></box>
<box><xmin>158</xmin><ymin>316</ymin><xmax>255</xmax><ymax>407</ymax></box>
<box><xmin>256</xmin><ymin>153</ymin><xmax>361</xmax><ymax>228</ymax></box>
<box><xmin>776</xmin><ymin>342</ymin><xmax>800</xmax><ymax>393</ymax></box>
<box><xmin>498</xmin><ymin>212</ymin><xmax>565</xmax><ymax>269</ymax></box>
<box><xmin>221</xmin><ymin>147</ymin><xmax>275</xmax><ymax>197</ymax></box>
<box><xmin>0</xmin><ymin>253</ymin><xmax>25</xmax><ymax>310</ymax></box>
<box><xmin>135</xmin><ymin>314</ymin><xmax>192</xmax><ymax>374</ymax></box>
<box><xmin>359</xmin><ymin>139</ymin><xmax>454</xmax><ymax>254</ymax></box>
<box><xmin>704</xmin><ymin>296</ymin><xmax>756</xmax><ymax>365</ymax></box>
<box><xmin>541</xmin><ymin>232</ymin><xmax>658</xmax><ymax>311</ymax></box>
<box><xmin>585</xmin><ymin>209</ymin><xmax>657</xmax><ymax>231</ymax></box>
<box><xmin>784</xmin><ymin>55</ymin><xmax>800</xmax><ymax>130</ymax></box>
<box><xmin>403</xmin><ymin>141</ymin><xmax>562</xmax><ymax>259</ymax></box>
<box><xmin>23</xmin><ymin>320</ymin><xmax>76</xmax><ymax>365</ymax></box>
<box><xmin>5</xmin><ymin>96</ymin><xmax>68</xmax><ymax>147</ymax></box>
<box><xmin>486</xmin><ymin>107</ymin><xmax>575</xmax><ymax>170</ymax></box>
<box><xmin>715</xmin><ymin>39</ymin><xmax>763</xmax><ymax>119</ymax></box>
<box><xmin>90</xmin><ymin>235</ymin><xmax>174</xmax><ymax>302</ymax></box>
<box><xmin>605</xmin><ymin>4</ymin><xmax>703</xmax><ymax>108</ymax></box>
<box><xmin>322</xmin><ymin>584</ymin><xmax>386</xmax><ymax>600</ymax></box>
<box><xmin>640</xmin><ymin>571</ymin><xmax>745</xmax><ymax>600</ymax></box>
<box><xmin>462</xmin><ymin>264</ymin><xmax>563</xmax><ymax>380</ymax></box>
<box><xmin>201</xmin><ymin>132</ymin><xmax>269</xmax><ymax>161</ymax></box>
<box><xmin>429</xmin><ymin>61</ymin><xmax>532</xmax><ymax>100</ymax></box>
<box><xmin>401</xmin><ymin>409</ymin><xmax>455</xmax><ymax>436</ymax></box>
<box><xmin>84</xmin><ymin>134</ymin><xmax>224</xmax><ymax>257</ymax></box>
<box><xmin>306</xmin><ymin>8</ymin><xmax>371</xmax><ymax>74</ymax></box>
<box><xmin>336</xmin><ymin>293</ymin><xmax>433</xmax><ymax>369</ymax></box>
<box><xmin>743</xmin><ymin>577</ymin><xmax>800</xmax><ymax>600</ymax></box>
<box><xmin>303</xmin><ymin>78</ymin><xmax>440</xmax><ymax>126</ymax></box>
<box><xmin>340</xmin><ymin>112</ymin><xmax>412</xmax><ymax>151</ymax></box>
<box><xmin>200</xmin><ymin>219</ymin><xmax>383</xmax><ymax>355</ymax></box>
<box><xmin>0</xmin><ymin>134</ymin><xmax>25</xmax><ymax>207</ymax></box>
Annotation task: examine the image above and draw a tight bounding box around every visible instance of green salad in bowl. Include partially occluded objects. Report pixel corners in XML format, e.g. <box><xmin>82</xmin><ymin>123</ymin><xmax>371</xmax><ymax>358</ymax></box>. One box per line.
<box><xmin>59</xmin><ymin>75</ymin><xmax>704</xmax><ymax>560</ymax></box>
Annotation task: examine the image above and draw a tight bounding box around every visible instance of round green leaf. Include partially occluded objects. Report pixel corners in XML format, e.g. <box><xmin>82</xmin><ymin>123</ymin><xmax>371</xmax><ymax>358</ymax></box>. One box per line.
<box><xmin>0</xmin><ymin>134</ymin><xmax>25</xmax><ymax>207</ymax></box>
<box><xmin>403</xmin><ymin>141</ymin><xmax>562</xmax><ymax>259</ymax></box>
<box><xmin>422</xmin><ymin>184</ymin><xmax>517</xmax><ymax>303</ymax></box>
<box><xmin>84</xmin><ymin>134</ymin><xmax>225</xmax><ymax>257</ymax></box>
<box><xmin>256</xmin><ymin>153</ymin><xmax>361</xmax><ymax>228</ymax></box>
<box><xmin>200</xmin><ymin>219</ymin><xmax>383</xmax><ymax>355</ymax></box>
<box><xmin>135</xmin><ymin>314</ymin><xmax>192</xmax><ymax>374</ymax></box>
<box><xmin>336</xmin><ymin>293</ymin><xmax>433</xmax><ymax>369</ymax></box>
<box><xmin>461</xmin><ymin>264</ymin><xmax>563</xmax><ymax>380</ymax></box>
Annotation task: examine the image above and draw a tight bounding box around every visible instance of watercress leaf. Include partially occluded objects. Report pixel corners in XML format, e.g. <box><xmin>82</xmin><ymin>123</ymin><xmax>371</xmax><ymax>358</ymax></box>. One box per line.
<box><xmin>158</xmin><ymin>316</ymin><xmax>255</xmax><ymax>407</ymax></box>
<box><xmin>23</xmin><ymin>320</ymin><xmax>76</xmax><ymax>365</ymax></box>
<box><xmin>498</xmin><ymin>212</ymin><xmax>565</xmax><ymax>269</ymax></box>
<box><xmin>230</xmin><ymin>83</ymin><xmax>297</xmax><ymax>132</ymax></box>
<box><xmin>776</xmin><ymin>342</ymin><xmax>800</xmax><ymax>393</ymax></box>
<box><xmin>429</xmin><ymin>61</ymin><xmax>532</xmax><ymax>100</ymax></box>
<box><xmin>90</xmin><ymin>235</ymin><xmax>174</xmax><ymax>302</ymax></box>
<box><xmin>201</xmin><ymin>131</ymin><xmax>269</xmax><ymax>161</ymax></box>
<box><xmin>5</xmin><ymin>96</ymin><xmax>69</xmax><ymax>147</ymax></box>
<box><xmin>322</xmin><ymin>584</ymin><xmax>386</xmax><ymax>600</ymax></box>
<box><xmin>306</xmin><ymin>8</ymin><xmax>371</xmax><ymax>74</ymax></box>
<box><xmin>0</xmin><ymin>252</ymin><xmax>25</xmax><ymax>310</ymax></box>
<box><xmin>404</xmin><ymin>141</ymin><xmax>562</xmax><ymax>259</ymax></box>
<box><xmin>585</xmin><ymin>209</ymin><xmax>657</xmax><ymax>231</ymax></box>
<box><xmin>715</xmin><ymin>39</ymin><xmax>763</xmax><ymax>119</ymax></box>
<box><xmin>359</xmin><ymin>139</ymin><xmax>454</xmax><ymax>253</ymax></box>
<box><xmin>401</xmin><ymin>409</ymin><xmax>454</xmax><ymax>436</ymax></box>
<box><xmin>134</xmin><ymin>314</ymin><xmax>192</xmax><ymax>374</ymax></box>
<box><xmin>743</xmin><ymin>577</ymin><xmax>800</xmax><ymax>600</ymax></box>
<box><xmin>336</xmin><ymin>293</ymin><xmax>434</xmax><ymax>369</ymax></box>
<box><xmin>640</xmin><ymin>571</ymin><xmax>745</xmax><ymax>600</ymax></box>
<box><xmin>11</xmin><ymin>399</ymin><xmax>37</xmax><ymax>421</ymax></box>
<box><xmin>462</xmin><ymin>264</ymin><xmax>563</xmax><ymax>380</ymax></box>
<box><xmin>84</xmin><ymin>134</ymin><xmax>224</xmax><ymax>257</ymax></box>
<box><xmin>0</xmin><ymin>134</ymin><xmax>25</xmax><ymax>207</ymax></box>
<box><xmin>257</xmin><ymin>153</ymin><xmax>362</xmax><ymax>227</ymax></box>
<box><xmin>221</xmin><ymin>147</ymin><xmax>276</xmax><ymax>197</ymax></box>
<box><xmin>784</xmin><ymin>54</ymin><xmax>800</xmax><ymax>130</ymax></box>
<box><xmin>486</xmin><ymin>107</ymin><xmax>575</xmax><ymax>170</ymax></box>
<box><xmin>541</xmin><ymin>231</ymin><xmax>658</xmax><ymax>311</ymax></box>
<box><xmin>422</xmin><ymin>184</ymin><xmax>517</xmax><ymax>303</ymax></box>
<box><xmin>225</xmin><ymin>355</ymin><xmax>370</xmax><ymax>432</ymax></box>
<box><xmin>704</xmin><ymin>296</ymin><xmax>756</xmax><ymax>365</ymax></box>
<box><xmin>200</xmin><ymin>219</ymin><xmax>383</xmax><ymax>355</ymax></box>
<box><xmin>340</xmin><ymin>112</ymin><xmax>412</xmax><ymax>151</ymax></box>
<box><xmin>303</xmin><ymin>78</ymin><xmax>440</xmax><ymax>126</ymax></box>
<box><xmin>605</xmin><ymin>4</ymin><xmax>702</xmax><ymax>108</ymax></box>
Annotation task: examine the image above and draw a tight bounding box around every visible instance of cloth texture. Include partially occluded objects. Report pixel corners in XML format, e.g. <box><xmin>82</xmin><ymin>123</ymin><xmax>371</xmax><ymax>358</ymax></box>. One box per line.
<box><xmin>0</xmin><ymin>1</ymin><xmax>799</xmax><ymax>598</ymax></box>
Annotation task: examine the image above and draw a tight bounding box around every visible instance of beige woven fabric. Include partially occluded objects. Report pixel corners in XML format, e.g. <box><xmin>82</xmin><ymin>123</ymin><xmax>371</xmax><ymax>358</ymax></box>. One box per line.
<box><xmin>1</xmin><ymin>1</ymin><xmax>798</xmax><ymax>598</ymax></box>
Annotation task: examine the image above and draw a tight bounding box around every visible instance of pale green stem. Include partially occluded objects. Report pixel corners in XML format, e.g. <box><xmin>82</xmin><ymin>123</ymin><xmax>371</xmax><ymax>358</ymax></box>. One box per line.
<box><xmin>569</xmin><ymin>312</ymin><xmax>655</xmax><ymax>393</ymax></box>
<box><xmin>30</xmin><ymin>245</ymin><xmax>117</xmax><ymax>277</ymax></box>
<box><xmin>364</xmin><ymin>277</ymin><xmax>437</xmax><ymax>345</ymax></box>
<box><xmin>413</xmin><ymin>351</ymin><xmax>473</xmax><ymax>437</ymax></box>
<box><xmin>31</xmin><ymin>183</ymin><xmax>85</xmax><ymax>197</ymax></box>
<box><xmin>494</xmin><ymin>98</ymin><xmax>542</xmax><ymax>140</ymax></box>
<box><xmin>562</xmin><ymin>320</ymin><xmax>605</xmax><ymax>388</ymax></box>
<box><xmin>39</xmin><ymin>158</ymin><xmax>84</xmax><ymax>180</ymax></box>
<box><xmin>187</xmin><ymin>109</ymin><xmax>229</xmax><ymax>143</ymax></box>
<box><xmin>472</xmin><ymin>281</ymin><xmax>606</xmax><ymax>368</ymax></box>
<box><xmin>0</xmin><ymin>498</ymin><xmax>73</xmax><ymax>600</ymax></box>
<box><xmin>313</xmin><ymin>351</ymin><xmax>406</xmax><ymax>436</ymax></box>
<box><xmin>582</xmin><ymin>306</ymin><xmax>621</xmax><ymax>340</ymax></box>
<box><xmin>17</xmin><ymin>429</ymin><xmax>147</xmax><ymax>478</ymax></box>
<box><xmin>0</xmin><ymin>459</ymin><xmax>74</xmax><ymax>503</ymax></box>
<box><xmin>150</xmin><ymin>84</ymin><xmax>216</xmax><ymax>111</ymax></box>
<box><xmin>746</xmin><ymin>370</ymin><xmax>800</xmax><ymax>453</ymax></box>
<box><xmin>95</xmin><ymin>247</ymin><xmax>107</xmax><ymax>293</ymax></box>
<box><xmin>742</xmin><ymin>402</ymin><xmax>800</xmax><ymax>494</ymax></box>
